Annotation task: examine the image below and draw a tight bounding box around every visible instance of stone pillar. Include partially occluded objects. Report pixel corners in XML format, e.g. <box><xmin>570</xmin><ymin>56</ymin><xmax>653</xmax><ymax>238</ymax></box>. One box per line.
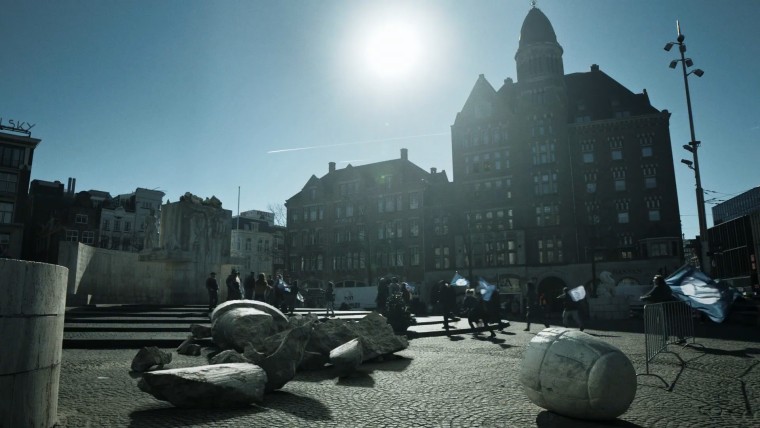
<box><xmin>0</xmin><ymin>260</ymin><xmax>69</xmax><ymax>428</ymax></box>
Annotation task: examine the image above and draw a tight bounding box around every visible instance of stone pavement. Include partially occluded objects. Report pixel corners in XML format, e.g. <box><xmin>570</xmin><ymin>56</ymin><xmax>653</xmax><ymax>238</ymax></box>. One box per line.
<box><xmin>55</xmin><ymin>317</ymin><xmax>760</xmax><ymax>427</ymax></box>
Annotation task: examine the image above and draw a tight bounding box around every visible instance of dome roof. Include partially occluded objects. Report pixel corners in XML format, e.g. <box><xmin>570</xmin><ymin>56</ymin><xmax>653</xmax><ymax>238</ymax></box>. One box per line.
<box><xmin>519</xmin><ymin>7</ymin><xmax>557</xmax><ymax>47</ymax></box>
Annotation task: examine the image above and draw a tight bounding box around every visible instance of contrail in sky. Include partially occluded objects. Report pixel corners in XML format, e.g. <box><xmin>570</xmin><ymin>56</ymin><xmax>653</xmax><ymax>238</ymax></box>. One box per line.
<box><xmin>267</xmin><ymin>132</ymin><xmax>449</xmax><ymax>154</ymax></box>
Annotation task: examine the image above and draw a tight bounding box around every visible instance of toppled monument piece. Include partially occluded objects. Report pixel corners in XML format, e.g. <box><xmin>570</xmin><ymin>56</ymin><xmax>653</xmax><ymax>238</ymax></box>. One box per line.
<box><xmin>177</xmin><ymin>340</ymin><xmax>202</xmax><ymax>357</ymax></box>
<box><xmin>307</xmin><ymin>312</ymin><xmax>408</xmax><ymax>361</ymax></box>
<box><xmin>190</xmin><ymin>324</ymin><xmax>212</xmax><ymax>339</ymax></box>
<box><xmin>520</xmin><ymin>328</ymin><xmax>637</xmax><ymax>420</ymax></box>
<box><xmin>329</xmin><ymin>338</ymin><xmax>363</xmax><ymax>377</ymax></box>
<box><xmin>212</xmin><ymin>307</ymin><xmax>275</xmax><ymax>351</ymax></box>
<box><xmin>257</xmin><ymin>322</ymin><xmax>314</xmax><ymax>392</ymax></box>
<box><xmin>138</xmin><ymin>363</ymin><xmax>267</xmax><ymax>408</ymax></box>
<box><xmin>209</xmin><ymin>350</ymin><xmax>249</xmax><ymax>365</ymax></box>
<box><xmin>131</xmin><ymin>346</ymin><xmax>173</xmax><ymax>372</ymax></box>
<box><xmin>211</xmin><ymin>300</ymin><xmax>289</xmax><ymax>331</ymax></box>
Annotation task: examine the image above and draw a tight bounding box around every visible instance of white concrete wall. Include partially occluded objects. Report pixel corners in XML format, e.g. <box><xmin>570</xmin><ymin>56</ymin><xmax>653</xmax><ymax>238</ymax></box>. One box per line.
<box><xmin>0</xmin><ymin>259</ymin><xmax>68</xmax><ymax>428</ymax></box>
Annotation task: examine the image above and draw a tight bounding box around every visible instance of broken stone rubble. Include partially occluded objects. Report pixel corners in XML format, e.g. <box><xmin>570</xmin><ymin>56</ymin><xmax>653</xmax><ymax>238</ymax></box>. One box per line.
<box><xmin>131</xmin><ymin>346</ymin><xmax>172</xmax><ymax>372</ymax></box>
<box><xmin>134</xmin><ymin>306</ymin><xmax>410</xmax><ymax>407</ymax></box>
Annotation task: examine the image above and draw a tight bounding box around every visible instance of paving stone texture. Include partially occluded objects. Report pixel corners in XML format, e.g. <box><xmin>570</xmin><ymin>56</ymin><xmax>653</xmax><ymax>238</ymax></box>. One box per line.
<box><xmin>55</xmin><ymin>320</ymin><xmax>760</xmax><ymax>427</ymax></box>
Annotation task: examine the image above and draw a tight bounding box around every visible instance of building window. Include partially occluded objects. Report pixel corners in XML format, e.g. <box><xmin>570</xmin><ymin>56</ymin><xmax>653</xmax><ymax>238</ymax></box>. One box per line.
<box><xmin>113</xmin><ymin>219</ymin><xmax>121</xmax><ymax>232</ymax></box>
<box><xmin>641</xmin><ymin>146</ymin><xmax>653</xmax><ymax>157</ymax></box>
<box><xmin>124</xmin><ymin>221</ymin><xmax>131</xmax><ymax>232</ymax></box>
<box><xmin>532</xmin><ymin>141</ymin><xmax>556</xmax><ymax>165</ymax></box>
<box><xmin>82</xmin><ymin>231</ymin><xmax>95</xmax><ymax>245</ymax></box>
<box><xmin>584</xmin><ymin>171</ymin><xmax>597</xmax><ymax>194</ymax></box>
<box><xmin>409</xmin><ymin>219</ymin><xmax>420</xmax><ymax>237</ymax></box>
<box><xmin>65</xmin><ymin>230</ymin><xmax>79</xmax><ymax>242</ymax></box>
<box><xmin>103</xmin><ymin>219</ymin><xmax>110</xmax><ymax>231</ymax></box>
<box><xmin>75</xmin><ymin>214</ymin><xmax>88</xmax><ymax>224</ymax></box>
<box><xmin>533</xmin><ymin>171</ymin><xmax>558</xmax><ymax>195</ymax></box>
<box><xmin>409</xmin><ymin>192</ymin><xmax>420</xmax><ymax>209</ymax></box>
<box><xmin>581</xmin><ymin>140</ymin><xmax>595</xmax><ymax>163</ymax></box>
<box><xmin>0</xmin><ymin>202</ymin><xmax>13</xmax><ymax>223</ymax></box>
<box><xmin>535</xmin><ymin>203</ymin><xmax>560</xmax><ymax>226</ymax></box>
<box><xmin>616</xmin><ymin>199</ymin><xmax>630</xmax><ymax>224</ymax></box>
<box><xmin>0</xmin><ymin>172</ymin><xmax>18</xmax><ymax>193</ymax></box>
<box><xmin>410</xmin><ymin>246</ymin><xmax>420</xmax><ymax>266</ymax></box>
<box><xmin>434</xmin><ymin>215</ymin><xmax>449</xmax><ymax>236</ymax></box>
<box><xmin>538</xmin><ymin>238</ymin><xmax>563</xmax><ymax>264</ymax></box>
<box><xmin>434</xmin><ymin>246</ymin><xmax>450</xmax><ymax>269</ymax></box>
<box><xmin>612</xmin><ymin>168</ymin><xmax>626</xmax><ymax>191</ymax></box>
<box><xmin>585</xmin><ymin>201</ymin><xmax>600</xmax><ymax>225</ymax></box>
<box><xmin>646</xmin><ymin>197</ymin><xmax>661</xmax><ymax>221</ymax></box>
<box><xmin>245</xmin><ymin>238</ymin><xmax>252</xmax><ymax>251</ymax></box>
<box><xmin>648</xmin><ymin>210</ymin><xmax>661</xmax><ymax>221</ymax></box>
<box><xmin>609</xmin><ymin>136</ymin><xmax>624</xmax><ymax>160</ymax></box>
<box><xmin>645</xmin><ymin>177</ymin><xmax>657</xmax><ymax>188</ymax></box>
<box><xmin>0</xmin><ymin>146</ymin><xmax>24</xmax><ymax>168</ymax></box>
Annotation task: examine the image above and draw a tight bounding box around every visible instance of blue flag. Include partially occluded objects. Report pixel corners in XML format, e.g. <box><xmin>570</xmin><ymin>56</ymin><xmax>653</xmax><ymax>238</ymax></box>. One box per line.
<box><xmin>665</xmin><ymin>265</ymin><xmax>741</xmax><ymax>323</ymax></box>
<box><xmin>451</xmin><ymin>272</ymin><xmax>470</xmax><ymax>287</ymax></box>
<box><xmin>477</xmin><ymin>277</ymin><xmax>498</xmax><ymax>301</ymax></box>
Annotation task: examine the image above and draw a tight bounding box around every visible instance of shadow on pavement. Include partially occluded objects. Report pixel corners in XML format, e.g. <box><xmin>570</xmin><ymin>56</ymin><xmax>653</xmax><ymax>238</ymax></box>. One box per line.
<box><xmin>336</xmin><ymin>370</ymin><xmax>375</xmax><ymax>387</ymax></box>
<box><xmin>535</xmin><ymin>410</ymin><xmax>643</xmax><ymax>427</ymax></box>
<box><xmin>129</xmin><ymin>404</ymin><xmax>265</xmax><ymax>427</ymax></box>
<box><xmin>263</xmin><ymin>390</ymin><xmax>332</xmax><ymax>421</ymax></box>
<box><xmin>364</xmin><ymin>355</ymin><xmax>412</xmax><ymax>372</ymax></box>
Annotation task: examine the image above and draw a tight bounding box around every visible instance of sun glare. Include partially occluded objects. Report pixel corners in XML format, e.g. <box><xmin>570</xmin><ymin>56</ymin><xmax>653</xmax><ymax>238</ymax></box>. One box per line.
<box><xmin>363</xmin><ymin>22</ymin><xmax>423</xmax><ymax>80</ymax></box>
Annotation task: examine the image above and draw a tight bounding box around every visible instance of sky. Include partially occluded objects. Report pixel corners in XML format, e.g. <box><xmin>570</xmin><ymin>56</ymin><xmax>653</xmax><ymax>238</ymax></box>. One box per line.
<box><xmin>2</xmin><ymin>0</ymin><xmax>759</xmax><ymax>239</ymax></box>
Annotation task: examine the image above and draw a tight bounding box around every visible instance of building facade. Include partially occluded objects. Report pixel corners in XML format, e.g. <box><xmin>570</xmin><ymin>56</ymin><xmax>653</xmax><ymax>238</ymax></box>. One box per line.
<box><xmin>286</xmin><ymin>148</ymin><xmax>431</xmax><ymax>288</ymax></box>
<box><xmin>0</xmin><ymin>128</ymin><xmax>40</xmax><ymax>258</ymax></box>
<box><xmin>446</xmin><ymin>6</ymin><xmax>682</xmax><ymax>300</ymax></box>
<box><xmin>712</xmin><ymin>186</ymin><xmax>760</xmax><ymax>225</ymax></box>
<box><xmin>230</xmin><ymin>210</ymin><xmax>286</xmax><ymax>277</ymax></box>
<box><xmin>99</xmin><ymin>187</ymin><xmax>164</xmax><ymax>252</ymax></box>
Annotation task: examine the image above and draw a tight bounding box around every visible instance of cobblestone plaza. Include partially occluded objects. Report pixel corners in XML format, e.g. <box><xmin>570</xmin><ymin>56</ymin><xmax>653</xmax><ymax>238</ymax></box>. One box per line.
<box><xmin>57</xmin><ymin>320</ymin><xmax>760</xmax><ymax>427</ymax></box>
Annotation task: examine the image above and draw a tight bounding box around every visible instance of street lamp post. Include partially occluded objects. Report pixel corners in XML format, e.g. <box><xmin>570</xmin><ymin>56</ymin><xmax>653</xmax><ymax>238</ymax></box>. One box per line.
<box><xmin>665</xmin><ymin>21</ymin><xmax>707</xmax><ymax>270</ymax></box>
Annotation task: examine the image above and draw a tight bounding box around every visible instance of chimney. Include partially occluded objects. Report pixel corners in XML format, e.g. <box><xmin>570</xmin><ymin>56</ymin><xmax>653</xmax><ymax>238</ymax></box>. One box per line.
<box><xmin>329</xmin><ymin>162</ymin><xmax>336</xmax><ymax>173</ymax></box>
<box><xmin>400</xmin><ymin>148</ymin><xmax>408</xmax><ymax>160</ymax></box>
<box><xmin>430</xmin><ymin>167</ymin><xmax>437</xmax><ymax>174</ymax></box>
<box><xmin>71</xmin><ymin>178</ymin><xmax>76</xmax><ymax>194</ymax></box>
<box><xmin>591</xmin><ymin>64</ymin><xmax>600</xmax><ymax>72</ymax></box>
<box><xmin>67</xmin><ymin>178</ymin><xmax>72</xmax><ymax>194</ymax></box>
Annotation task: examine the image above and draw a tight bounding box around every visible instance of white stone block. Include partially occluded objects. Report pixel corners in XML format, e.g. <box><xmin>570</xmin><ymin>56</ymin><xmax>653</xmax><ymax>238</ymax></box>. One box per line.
<box><xmin>520</xmin><ymin>327</ymin><xmax>636</xmax><ymax>420</ymax></box>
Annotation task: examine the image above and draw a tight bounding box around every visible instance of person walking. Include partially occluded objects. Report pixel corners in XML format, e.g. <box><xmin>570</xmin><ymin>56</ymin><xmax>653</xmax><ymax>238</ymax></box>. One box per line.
<box><xmin>524</xmin><ymin>282</ymin><xmax>550</xmax><ymax>331</ymax></box>
<box><xmin>641</xmin><ymin>274</ymin><xmax>682</xmax><ymax>341</ymax></box>
<box><xmin>462</xmin><ymin>288</ymin><xmax>496</xmax><ymax>338</ymax></box>
<box><xmin>439</xmin><ymin>280</ymin><xmax>457</xmax><ymax>334</ymax></box>
<box><xmin>225</xmin><ymin>269</ymin><xmax>242</xmax><ymax>301</ymax></box>
<box><xmin>486</xmin><ymin>288</ymin><xmax>505</xmax><ymax>330</ymax></box>
<box><xmin>253</xmin><ymin>273</ymin><xmax>271</xmax><ymax>302</ymax></box>
<box><xmin>205</xmin><ymin>272</ymin><xmax>219</xmax><ymax>312</ymax></box>
<box><xmin>558</xmin><ymin>287</ymin><xmax>584</xmax><ymax>331</ymax></box>
<box><xmin>243</xmin><ymin>271</ymin><xmax>256</xmax><ymax>300</ymax></box>
<box><xmin>325</xmin><ymin>281</ymin><xmax>336</xmax><ymax>317</ymax></box>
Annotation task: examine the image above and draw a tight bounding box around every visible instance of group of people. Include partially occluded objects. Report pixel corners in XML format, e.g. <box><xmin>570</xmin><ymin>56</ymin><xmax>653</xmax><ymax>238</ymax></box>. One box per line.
<box><xmin>375</xmin><ymin>276</ymin><xmax>413</xmax><ymax>315</ymax></box>
<box><xmin>523</xmin><ymin>281</ymin><xmax>585</xmax><ymax>331</ymax></box>
<box><xmin>204</xmin><ymin>270</ymin><xmax>301</xmax><ymax>315</ymax></box>
<box><xmin>430</xmin><ymin>279</ymin><xmax>504</xmax><ymax>338</ymax></box>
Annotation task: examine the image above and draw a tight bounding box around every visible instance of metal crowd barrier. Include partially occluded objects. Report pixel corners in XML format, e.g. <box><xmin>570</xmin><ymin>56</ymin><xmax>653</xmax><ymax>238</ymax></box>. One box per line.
<box><xmin>637</xmin><ymin>300</ymin><xmax>699</xmax><ymax>388</ymax></box>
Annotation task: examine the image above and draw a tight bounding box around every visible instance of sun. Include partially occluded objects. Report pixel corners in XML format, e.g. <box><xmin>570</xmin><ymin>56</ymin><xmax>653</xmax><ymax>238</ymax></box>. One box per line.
<box><xmin>363</xmin><ymin>21</ymin><xmax>423</xmax><ymax>80</ymax></box>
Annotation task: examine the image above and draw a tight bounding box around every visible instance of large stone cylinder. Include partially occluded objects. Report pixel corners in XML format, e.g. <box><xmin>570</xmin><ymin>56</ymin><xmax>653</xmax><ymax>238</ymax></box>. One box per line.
<box><xmin>520</xmin><ymin>327</ymin><xmax>636</xmax><ymax>420</ymax></box>
<box><xmin>0</xmin><ymin>260</ymin><xmax>69</xmax><ymax>428</ymax></box>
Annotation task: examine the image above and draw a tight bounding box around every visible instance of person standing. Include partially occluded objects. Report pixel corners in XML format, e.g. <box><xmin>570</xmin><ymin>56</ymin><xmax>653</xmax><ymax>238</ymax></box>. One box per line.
<box><xmin>205</xmin><ymin>272</ymin><xmax>219</xmax><ymax>312</ymax></box>
<box><xmin>524</xmin><ymin>282</ymin><xmax>549</xmax><ymax>331</ymax></box>
<box><xmin>401</xmin><ymin>282</ymin><xmax>412</xmax><ymax>306</ymax></box>
<box><xmin>253</xmin><ymin>273</ymin><xmax>271</xmax><ymax>302</ymax></box>
<box><xmin>558</xmin><ymin>287</ymin><xmax>584</xmax><ymax>331</ymax></box>
<box><xmin>376</xmin><ymin>277</ymin><xmax>390</xmax><ymax>314</ymax></box>
<box><xmin>325</xmin><ymin>281</ymin><xmax>336</xmax><ymax>317</ymax></box>
<box><xmin>226</xmin><ymin>269</ymin><xmax>242</xmax><ymax>301</ymax></box>
<box><xmin>439</xmin><ymin>280</ymin><xmax>457</xmax><ymax>334</ymax></box>
<box><xmin>243</xmin><ymin>271</ymin><xmax>256</xmax><ymax>300</ymax></box>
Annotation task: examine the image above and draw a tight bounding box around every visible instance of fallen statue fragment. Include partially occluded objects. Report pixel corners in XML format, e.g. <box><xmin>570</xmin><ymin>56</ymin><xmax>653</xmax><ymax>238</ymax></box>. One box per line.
<box><xmin>138</xmin><ymin>363</ymin><xmax>267</xmax><ymax>408</ymax></box>
<box><xmin>131</xmin><ymin>346</ymin><xmax>172</xmax><ymax>372</ymax></box>
<box><xmin>134</xmin><ymin>303</ymin><xmax>410</xmax><ymax>407</ymax></box>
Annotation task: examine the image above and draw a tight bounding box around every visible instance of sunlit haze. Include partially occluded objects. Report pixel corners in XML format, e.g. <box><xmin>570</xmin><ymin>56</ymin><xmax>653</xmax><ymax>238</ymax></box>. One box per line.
<box><xmin>2</xmin><ymin>0</ymin><xmax>759</xmax><ymax>240</ymax></box>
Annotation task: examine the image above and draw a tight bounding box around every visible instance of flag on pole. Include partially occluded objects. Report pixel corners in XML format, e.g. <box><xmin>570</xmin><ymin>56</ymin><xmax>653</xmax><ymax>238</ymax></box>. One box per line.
<box><xmin>665</xmin><ymin>264</ymin><xmax>741</xmax><ymax>323</ymax></box>
<box><xmin>477</xmin><ymin>277</ymin><xmax>498</xmax><ymax>301</ymax></box>
<box><xmin>451</xmin><ymin>272</ymin><xmax>470</xmax><ymax>287</ymax></box>
<box><xmin>568</xmin><ymin>285</ymin><xmax>586</xmax><ymax>302</ymax></box>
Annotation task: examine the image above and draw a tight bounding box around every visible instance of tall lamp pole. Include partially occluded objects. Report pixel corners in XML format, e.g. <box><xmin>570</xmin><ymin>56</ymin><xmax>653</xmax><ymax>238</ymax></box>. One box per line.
<box><xmin>665</xmin><ymin>21</ymin><xmax>707</xmax><ymax>269</ymax></box>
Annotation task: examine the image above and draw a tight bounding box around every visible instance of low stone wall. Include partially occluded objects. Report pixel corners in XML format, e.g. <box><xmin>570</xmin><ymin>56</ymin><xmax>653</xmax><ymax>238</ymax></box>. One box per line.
<box><xmin>0</xmin><ymin>259</ymin><xmax>68</xmax><ymax>428</ymax></box>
